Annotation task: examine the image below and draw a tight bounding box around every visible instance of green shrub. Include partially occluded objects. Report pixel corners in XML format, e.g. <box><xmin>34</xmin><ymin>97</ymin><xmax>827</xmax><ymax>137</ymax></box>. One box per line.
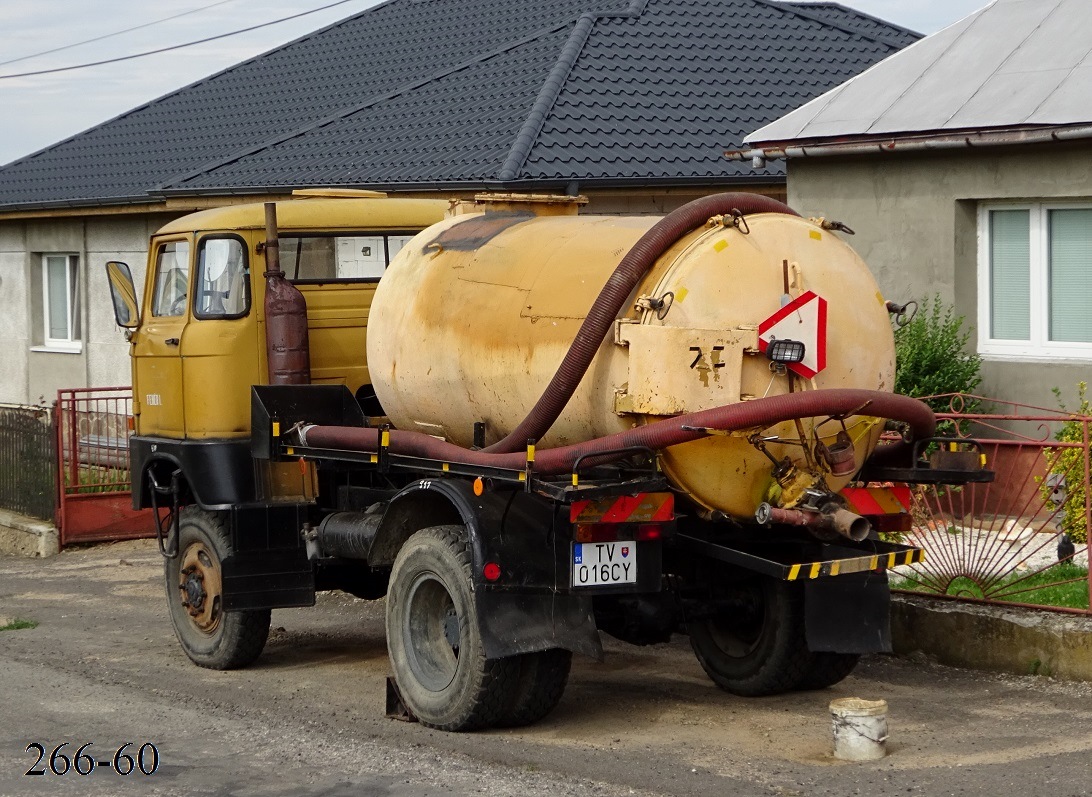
<box><xmin>893</xmin><ymin>295</ymin><xmax>983</xmax><ymax>432</ymax></box>
<box><xmin>1041</xmin><ymin>382</ymin><xmax>1090</xmax><ymax>544</ymax></box>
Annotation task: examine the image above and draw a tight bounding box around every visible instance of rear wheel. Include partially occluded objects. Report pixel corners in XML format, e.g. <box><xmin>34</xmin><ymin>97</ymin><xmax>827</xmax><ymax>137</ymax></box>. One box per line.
<box><xmin>795</xmin><ymin>652</ymin><xmax>860</xmax><ymax>691</ymax></box>
<box><xmin>386</xmin><ymin>525</ymin><xmax>519</xmax><ymax>731</ymax></box>
<box><xmin>165</xmin><ymin>507</ymin><xmax>270</xmax><ymax>669</ymax></box>
<box><xmin>496</xmin><ymin>648</ymin><xmax>572</xmax><ymax>728</ymax></box>
<box><xmin>688</xmin><ymin>575</ymin><xmax>811</xmax><ymax>696</ymax></box>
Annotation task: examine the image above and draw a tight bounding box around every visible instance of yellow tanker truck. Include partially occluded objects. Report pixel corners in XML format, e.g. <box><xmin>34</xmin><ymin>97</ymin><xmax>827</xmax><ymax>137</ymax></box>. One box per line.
<box><xmin>106</xmin><ymin>190</ymin><xmax>986</xmax><ymax>732</ymax></box>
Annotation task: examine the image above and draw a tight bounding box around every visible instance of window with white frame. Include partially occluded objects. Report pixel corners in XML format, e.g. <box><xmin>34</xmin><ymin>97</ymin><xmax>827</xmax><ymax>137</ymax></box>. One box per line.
<box><xmin>41</xmin><ymin>254</ymin><xmax>81</xmax><ymax>352</ymax></box>
<box><xmin>978</xmin><ymin>203</ymin><xmax>1092</xmax><ymax>360</ymax></box>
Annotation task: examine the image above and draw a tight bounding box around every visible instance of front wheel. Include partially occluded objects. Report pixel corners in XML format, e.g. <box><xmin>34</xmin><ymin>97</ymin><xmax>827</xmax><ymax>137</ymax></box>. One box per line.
<box><xmin>386</xmin><ymin>525</ymin><xmax>519</xmax><ymax>731</ymax></box>
<box><xmin>165</xmin><ymin>507</ymin><xmax>270</xmax><ymax>669</ymax></box>
<box><xmin>688</xmin><ymin>575</ymin><xmax>811</xmax><ymax>696</ymax></box>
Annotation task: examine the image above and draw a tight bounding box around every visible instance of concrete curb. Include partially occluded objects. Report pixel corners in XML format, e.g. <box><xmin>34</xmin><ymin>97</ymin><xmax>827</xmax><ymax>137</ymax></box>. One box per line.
<box><xmin>0</xmin><ymin>509</ymin><xmax>59</xmax><ymax>558</ymax></box>
<box><xmin>892</xmin><ymin>593</ymin><xmax>1092</xmax><ymax>681</ymax></box>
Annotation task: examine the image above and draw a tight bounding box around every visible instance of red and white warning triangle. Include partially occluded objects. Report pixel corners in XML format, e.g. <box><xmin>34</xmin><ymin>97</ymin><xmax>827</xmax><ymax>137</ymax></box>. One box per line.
<box><xmin>758</xmin><ymin>290</ymin><xmax>827</xmax><ymax>379</ymax></box>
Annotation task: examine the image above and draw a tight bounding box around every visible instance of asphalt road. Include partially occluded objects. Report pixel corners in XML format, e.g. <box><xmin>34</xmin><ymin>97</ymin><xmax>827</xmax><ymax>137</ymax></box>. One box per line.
<box><xmin>3</xmin><ymin>539</ymin><xmax>1092</xmax><ymax>797</ymax></box>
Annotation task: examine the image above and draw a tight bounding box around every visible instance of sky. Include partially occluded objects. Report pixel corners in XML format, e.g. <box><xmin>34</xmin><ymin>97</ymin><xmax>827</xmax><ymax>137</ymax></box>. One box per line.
<box><xmin>0</xmin><ymin>0</ymin><xmax>991</xmax><ymax>167</ymax></box>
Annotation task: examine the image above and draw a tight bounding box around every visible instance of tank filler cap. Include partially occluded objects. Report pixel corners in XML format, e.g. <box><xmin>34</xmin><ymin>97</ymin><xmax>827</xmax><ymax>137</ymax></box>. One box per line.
<box><xmin>291</xmin><ymin>188</ymin><xmax>389</xmax><ymax>199</ymax></box>
<box><xmin>472</xmin><ymin>192</ymin><xmax>588</xmax><ymax>216</ymax></box>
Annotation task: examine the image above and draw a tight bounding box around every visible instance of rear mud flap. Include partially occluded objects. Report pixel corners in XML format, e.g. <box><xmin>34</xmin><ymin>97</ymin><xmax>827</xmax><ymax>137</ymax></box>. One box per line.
<box><xmin>222</xmin><ymin>549</ymin><xmax>315</xmax><ymax>611</ymax></box>
<box><xmin>476</xmin><ymin>590</ymin><xmax>602</xmax><ymax>660</ymax></box>
<box><xmin>804</xmin><ymin>572</ymin><xmax>891</xmax><ymax>654</ymax></box>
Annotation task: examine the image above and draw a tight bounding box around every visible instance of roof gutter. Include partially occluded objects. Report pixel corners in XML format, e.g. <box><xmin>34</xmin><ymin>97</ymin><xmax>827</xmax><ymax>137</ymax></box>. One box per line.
<box><xmin>726</xmin><ymin>125</ymin><xmax>1092</xmax><ymax>167</ymax></box>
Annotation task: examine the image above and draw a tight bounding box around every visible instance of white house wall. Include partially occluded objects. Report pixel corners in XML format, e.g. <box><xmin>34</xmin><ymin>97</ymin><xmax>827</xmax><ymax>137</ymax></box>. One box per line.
<box><xmin>0</xmin><ymin>222</ymin><xmax>30</xmax><ymax>404</ymax></box>
<box><xmin>785</xmin><ymin>143</ymin><xmax>1092</xmax><ymax>408</ymax></box>
<box><xmin>0</xmin><ymin>214</ymin><xmax>175</xmax><ymax>407</ymax></box>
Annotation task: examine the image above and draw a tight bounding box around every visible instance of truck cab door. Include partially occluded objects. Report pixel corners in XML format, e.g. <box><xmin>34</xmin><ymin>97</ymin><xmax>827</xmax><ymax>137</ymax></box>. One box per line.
<box><xmin>132</xmin><ymin>237</ymin><xmax>191</xmax><ymax>437</ymax></box>
<box><xmin>180</xmin><ymin>234</ymin><xmax>259</xmax><ymax>438</ymax></box>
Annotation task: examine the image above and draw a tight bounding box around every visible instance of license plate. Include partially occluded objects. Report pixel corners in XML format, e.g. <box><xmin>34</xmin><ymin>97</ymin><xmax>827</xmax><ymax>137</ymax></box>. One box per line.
<box><xmin>572</xmin><ymin>541</ymin><xmax>637</xmax><ymax>587</ymax></box>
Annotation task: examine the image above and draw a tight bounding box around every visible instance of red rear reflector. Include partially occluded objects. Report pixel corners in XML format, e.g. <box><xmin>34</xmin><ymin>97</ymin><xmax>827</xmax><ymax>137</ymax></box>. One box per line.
<box><xmin>575</xmin><ymin>524</ymin><xmax>615</xmax><ymax>543</ymax></box>
<box><xmin>483</xmin><ymin>562</ymin><xmax>502</xmax><ymax>582</ymax></box>
<box><xmin>575</xmin><ymin>523</ymin><xmax>666</xmax><ymax>542</ymax></box>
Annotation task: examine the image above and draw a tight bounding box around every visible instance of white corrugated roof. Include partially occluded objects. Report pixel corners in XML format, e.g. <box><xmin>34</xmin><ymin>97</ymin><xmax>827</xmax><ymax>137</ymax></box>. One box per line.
<box><xmin>745</xmin><ymin>0</ymin><xmax>1092</xmax><ymax>144</ymax></box>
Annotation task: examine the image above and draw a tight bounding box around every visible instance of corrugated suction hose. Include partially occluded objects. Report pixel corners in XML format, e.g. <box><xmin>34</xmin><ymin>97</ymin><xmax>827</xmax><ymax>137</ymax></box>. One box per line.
<box><xmin>482</xmin><ymin>192</ymin><xmax>799</xmax><ymax>454</ymax></box>
<box><xmin>299</xmin><ymin>388</ymin><xmax>934</xmax><ymax>477</ymax></box>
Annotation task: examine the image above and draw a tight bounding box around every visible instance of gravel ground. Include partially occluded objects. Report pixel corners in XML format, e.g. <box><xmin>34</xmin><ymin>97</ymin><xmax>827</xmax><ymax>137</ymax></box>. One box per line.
<box><xmin>4</xmin><ymin>539</ymin><xmax>1092</xmax><ymax>796</ymax></box>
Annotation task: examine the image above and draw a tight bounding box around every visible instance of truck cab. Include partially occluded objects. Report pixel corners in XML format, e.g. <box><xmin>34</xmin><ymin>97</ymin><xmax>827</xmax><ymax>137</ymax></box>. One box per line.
<box><xmin>106</xmin><ymin>192</ymin><xmax>448</xmax><ymax>507</ymax></box>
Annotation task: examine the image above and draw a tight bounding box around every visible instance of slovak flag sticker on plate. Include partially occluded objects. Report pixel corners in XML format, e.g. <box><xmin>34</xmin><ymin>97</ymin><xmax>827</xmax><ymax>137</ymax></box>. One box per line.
<box><xmin>621</xmin><ymin>546</ymin><xmax>630</xmax><ymax>558</ymax></box>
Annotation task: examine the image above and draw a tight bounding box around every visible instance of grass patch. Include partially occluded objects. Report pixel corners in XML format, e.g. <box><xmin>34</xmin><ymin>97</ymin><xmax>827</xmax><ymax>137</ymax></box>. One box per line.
<box><xmin>893</xmin><ymin>563</ymin><xmax>1090</xmax><ymax>610</ymax></box>
<box><xmin>63</xmin><ymin>464</ymin><xmax>129</xmax><ymax>494</ymax></box>
<box><xmin>0</xmin><ymin>618</ymin><xmax>39</xmax><ymax>631</ymax></box>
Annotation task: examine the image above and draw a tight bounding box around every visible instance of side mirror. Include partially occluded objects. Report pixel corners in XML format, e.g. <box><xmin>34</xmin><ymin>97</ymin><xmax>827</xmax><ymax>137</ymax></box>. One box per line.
<box><xmin>106</xmin><ymin>260</ymin><xmax>140</xmax><ymax>329</ymax></box>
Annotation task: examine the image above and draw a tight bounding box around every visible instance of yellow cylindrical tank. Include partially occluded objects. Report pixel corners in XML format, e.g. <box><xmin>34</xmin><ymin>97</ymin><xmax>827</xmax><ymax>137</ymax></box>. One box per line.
<box><xmin>368</xmin><ymin>202</ymin><xmax>895</xmax><ymax>518</ymax></box>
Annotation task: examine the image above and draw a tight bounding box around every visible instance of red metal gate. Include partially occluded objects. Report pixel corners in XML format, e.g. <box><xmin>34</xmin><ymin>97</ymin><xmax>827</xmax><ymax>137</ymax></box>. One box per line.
<box><xmin>893</xmin><ymin>393</ymin><xmax>1091</xmax><ymax>614</ymax></box>
<box><xmin>56</xmin><ymin>387</ymin><xmax>153</xmax><ymax>547</ymax></box>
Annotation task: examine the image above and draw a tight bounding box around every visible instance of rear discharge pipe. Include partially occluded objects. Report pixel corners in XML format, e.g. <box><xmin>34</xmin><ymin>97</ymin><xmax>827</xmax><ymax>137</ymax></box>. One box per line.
<box><xmin>755</xmin><ymin>503</ymin><xmax>871</xmax><ymax>542</ymax></box>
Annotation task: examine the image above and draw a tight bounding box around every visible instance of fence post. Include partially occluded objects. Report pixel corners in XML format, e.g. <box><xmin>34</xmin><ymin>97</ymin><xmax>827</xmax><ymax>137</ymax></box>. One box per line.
<box><xmin>1084</xmin><ymin>417</ymin><xmax>1091</xmax><ymax>611</ymax></box>
<box><xmin>53</xmin><ymin>400</ymin><xmax>62</xmax><ymax>530</ymax></box>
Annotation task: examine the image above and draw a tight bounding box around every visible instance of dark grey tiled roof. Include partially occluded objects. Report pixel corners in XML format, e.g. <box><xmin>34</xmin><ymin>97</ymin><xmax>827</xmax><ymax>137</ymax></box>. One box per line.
<box><xmin>0</xmin><ymin>0</ymin><xmax>918</xmax><ymax>209</ymax></box>
<box><xmin>521</xmin><ymin>0</ymin><xmax>919</xmax><ymax>184</ymax></box>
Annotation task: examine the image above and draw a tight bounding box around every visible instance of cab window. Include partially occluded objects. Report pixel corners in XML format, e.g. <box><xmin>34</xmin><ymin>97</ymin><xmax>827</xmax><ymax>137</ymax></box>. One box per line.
<box><xmin>151</xmin><ymin>241</ymin><xmax>191</xmax><ymax>317</ymax></box>
<box><xmin>280</xmin><ymin>234</ymin><xmax>416</xmax><ymax>282</ymax></box>
<box><xmin>194</xmin><ymin>237</ymin><xmax>249</xmax><ymax>319</ymax></box>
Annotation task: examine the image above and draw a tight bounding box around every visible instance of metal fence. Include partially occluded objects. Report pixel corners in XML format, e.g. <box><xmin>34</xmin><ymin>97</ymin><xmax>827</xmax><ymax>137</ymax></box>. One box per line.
<box><xmin>0</xmin><ymin>403</ymin><xmax>57</xmax><ymax>521</ymax></box>
<box><xmin>56</xmin><ymin>387</ymin><xmax>152</xmax><ymax>546</ymax></box>
<box><xmin>892</xmin><ymin>393</ymin><xmax>1091</xmax><ymax>615</ymax></box>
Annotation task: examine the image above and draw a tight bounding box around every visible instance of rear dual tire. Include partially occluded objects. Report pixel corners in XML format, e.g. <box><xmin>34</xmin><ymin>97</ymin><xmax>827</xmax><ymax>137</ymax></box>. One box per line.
<box><xmin>386</xmin><ymin>525</ymin><xmax>571</xmax><ymax>730</ymax></box>
<box><xmin>688</xmin><ymin>575</ymin><xmax>857</xmax><ymax>695</ymax></box>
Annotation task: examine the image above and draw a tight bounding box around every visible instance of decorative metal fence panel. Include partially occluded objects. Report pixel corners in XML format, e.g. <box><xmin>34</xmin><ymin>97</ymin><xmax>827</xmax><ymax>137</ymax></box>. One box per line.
<box><xmin>0</xmin><ymin>403</ymin><xmax>57</xmax><ymax>520</ymax></box>
<box><xmin>892</xmin><ymin>394</ymin><xmax>1091</xmax><ymax>615</ymax></box>
<box><xmin>56</xmin><ymin>387</ymin><xmax>153</xmax><ymax>546</ymax></box>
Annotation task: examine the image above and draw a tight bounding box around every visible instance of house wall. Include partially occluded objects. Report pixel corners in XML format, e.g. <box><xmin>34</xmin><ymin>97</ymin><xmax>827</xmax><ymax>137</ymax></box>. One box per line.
<box><xmin>0</xmin><ymin>214</ymin><xmax>176</xmax><ymax>406</ymax></box>
<box><xmin>784</xmin><ymin>142</ymin><xmax>1092</xmax><ymax>409</ymax></box>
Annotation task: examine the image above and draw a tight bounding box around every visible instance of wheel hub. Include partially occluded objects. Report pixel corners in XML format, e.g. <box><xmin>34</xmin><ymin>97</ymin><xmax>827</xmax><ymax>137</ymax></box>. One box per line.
<box><xmin>182</xmin><ymin>567</ymin><xmax>206</xmax><ymax>612</ymax></box>
<box><xmin>177</xmin><ymin>541</ymin><xmax>222</xmax><ymax>634</ymax></box>
<box><xmin>443</xmin><ymin>608</ymin><xmax>460</xmax><ymax>652</ymax></box>
<box><xmin>403</xmin><ymin>573</ymin><xmax>461</xmax><ymax>692</ymax></box>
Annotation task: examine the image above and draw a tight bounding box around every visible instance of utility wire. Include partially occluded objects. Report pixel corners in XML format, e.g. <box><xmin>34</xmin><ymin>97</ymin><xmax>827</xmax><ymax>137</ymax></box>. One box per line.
<box><xmin>0</xmin><ymin>0</ymin><xmax>245</xmax><ymax>68</ymax></box>
<box><xmin>0</xmin><ymin>0</ymin><xmax>363</xmax><ymax>80</ymax></box>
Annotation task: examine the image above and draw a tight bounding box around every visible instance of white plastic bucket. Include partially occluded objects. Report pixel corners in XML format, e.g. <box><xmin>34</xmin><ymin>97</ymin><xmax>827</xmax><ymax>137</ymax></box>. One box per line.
<box><xmin>830</xmin><ymin>697</ymin><xmax>888</xmax><ymax>761</ymax></box>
